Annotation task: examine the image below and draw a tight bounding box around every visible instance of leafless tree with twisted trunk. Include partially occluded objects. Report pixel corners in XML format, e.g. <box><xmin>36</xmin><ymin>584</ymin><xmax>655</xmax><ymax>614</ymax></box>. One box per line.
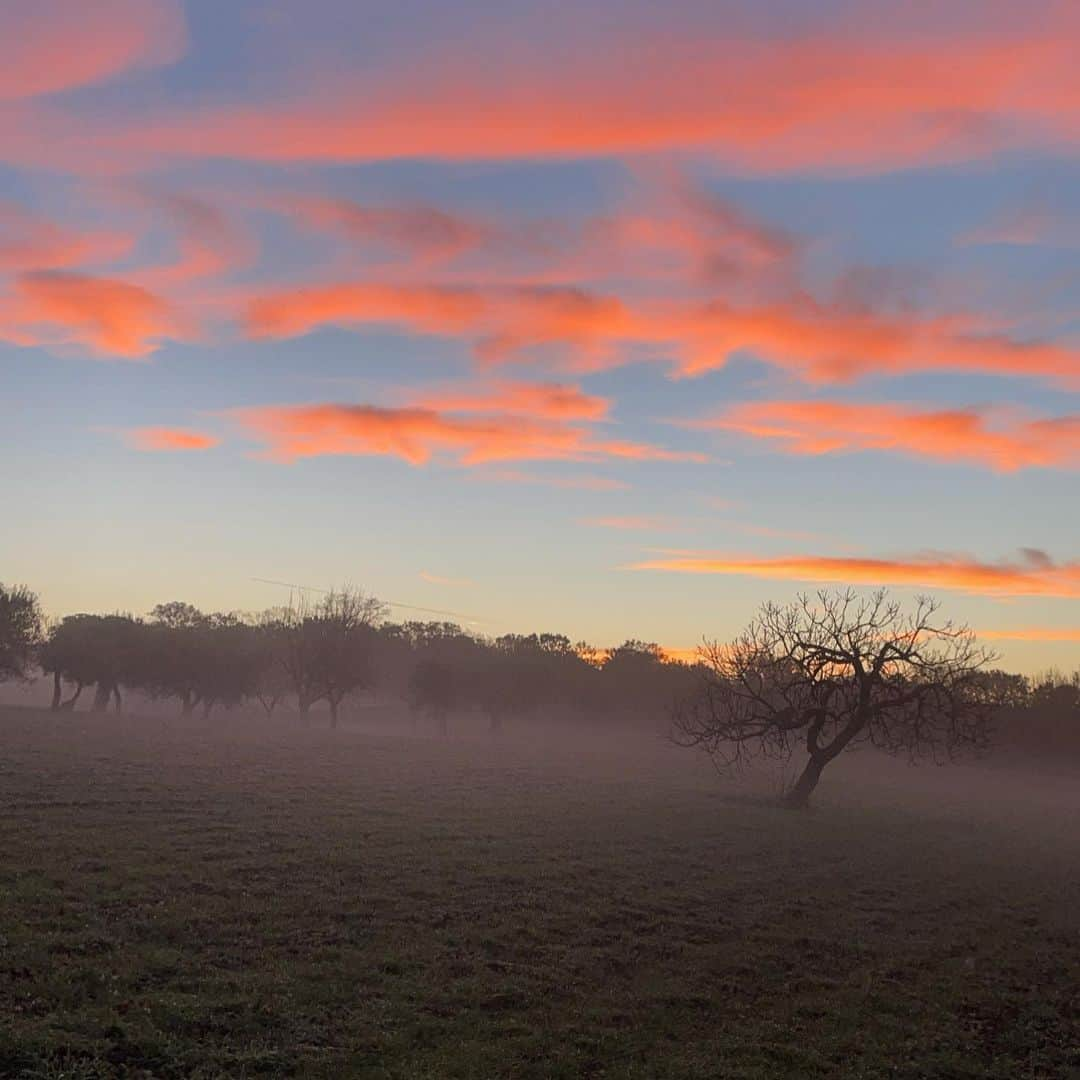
<box><xmin>673</xmin><ymin>589</ymin><xmax>999</xmax><ymax>808</ymax></box>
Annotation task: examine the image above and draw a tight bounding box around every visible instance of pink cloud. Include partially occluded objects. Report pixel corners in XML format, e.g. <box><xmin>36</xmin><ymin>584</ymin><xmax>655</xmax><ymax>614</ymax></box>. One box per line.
<box><xmin>125</xmin><ymin>426</ymin><xmax>219</xmax><ymax>451</ymax></box>
<box><xmin>693</xmin><ymin>400</ymin><xmax>1080</xmax><ymax>471</ymax></box>
<box><xmin>242</xmin><ymin>277</ymin><xmax>1080</xmax><ymax>386</ymax></box>
<box><xmin>1</xmin><ymin>271</ymin><xmax>187</xmax><ymax>358</ymax></box>
<box><xmin>230</xmin><ymin>396</ymin><xmax>705</xmax><ymax>468</ymax></box>
<box><xmin>275</xmin><ymin>194</ymin><xmax>494</xmax><ymax>264</ymax></box>
<box><xmin>0</xmin><ymin>0</ymin><xmax>186</xmax><ymax>101</ymax></box>
<box><xmin>132</xmin><ymin>188</ymin><xmax>257</xmax><ymax>287</ymax></box>
<box><xmin>978</xmin><ymin>627</ymin><xmax>1080</xmax><ymax>642</ymax></box>
<box><xmin>412</xmin><ymin>381</ymin><xmax>609</xmax><ymax>421</ymax></box>
<box><xmin>0</xmin><ymin>201</ymin><xmax>133</xmax><ymax>272</ymax></box>
<box><xmin>29</xmin><ymin>13</ymin><xmax>1080</xmax><ymax>173</ymax></box>
<box><xmin>630</xmin><ymin>548</ymin><xmax>1080</xmax><ymax>599</ymax></box>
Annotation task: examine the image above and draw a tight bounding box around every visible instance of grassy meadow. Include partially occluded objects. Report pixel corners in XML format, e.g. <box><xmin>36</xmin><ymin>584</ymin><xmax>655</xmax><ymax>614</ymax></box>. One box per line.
<box><xmin>0</xmin><ymin>704</ymin><xmax>1077</xmax><ymax>1078</ymax></box>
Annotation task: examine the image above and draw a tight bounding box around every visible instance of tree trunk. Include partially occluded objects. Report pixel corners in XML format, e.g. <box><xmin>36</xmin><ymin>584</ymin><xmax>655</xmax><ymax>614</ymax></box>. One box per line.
<box><xmin>113</xmin><ymin>685</ymin><xmax>123</xmax><ymax>713</ymax></box>
<box><xmin>784</xmin><ymin>754</ymin><xmax>829</xmax><ymax>809</ymax></box>
<box><xmin>328</xmin><ymin>696</ymin><xmax>339</xmax><ymax>729</ymax></box>
<box><xmin>201</xmin><ymin>699</ymin><xmax>214</xmax><ymax>722</ymax></box>
<box><xmin>91</xmin><ymin>682</ymin><xmax>112</xmax><ymax>712</ymax></box>
<box><xmin>51</xmin><ymin>671</ymin><xmax>63</xmax><ymax>711</ymax></box>
<box><xmin>60</xmin><ymin>682</ymin><xmax>83</xmax><ymax>711</ymax></box>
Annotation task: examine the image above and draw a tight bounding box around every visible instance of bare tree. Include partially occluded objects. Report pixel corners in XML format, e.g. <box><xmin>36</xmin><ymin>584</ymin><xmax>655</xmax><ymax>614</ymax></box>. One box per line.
<box><xmin>266</xmin><ymin>587</ymin><xmax>387</xmax><ymax>727</ymax></box>
<box><xmin>251</xmin><ymin>621</ymin><xmax>293</xmax><ymax>719</ymax></box>
<box><xmin>673</xmin><ymin>590</ymin><xmax>998</xmax><ymax>808</ymax></box>
<box><xmin>310</xmin><ymin>588</ymin><xmax>387</xmax><ymax>728</ymax></box>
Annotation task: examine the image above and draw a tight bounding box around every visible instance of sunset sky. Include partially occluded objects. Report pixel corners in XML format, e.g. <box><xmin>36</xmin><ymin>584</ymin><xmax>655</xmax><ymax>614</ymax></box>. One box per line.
<box><xmin>2</xmin><ymin>0</ymin><xmax>1079</xmax><ymax>671</ymax></box>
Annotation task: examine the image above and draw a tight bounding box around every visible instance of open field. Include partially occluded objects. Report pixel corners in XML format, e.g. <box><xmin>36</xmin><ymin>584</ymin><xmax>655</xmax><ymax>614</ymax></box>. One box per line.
<box><xmin>0</xmin><ymin>705</ymin><xmax>1077</xmax><ymax>1079</ymax></box>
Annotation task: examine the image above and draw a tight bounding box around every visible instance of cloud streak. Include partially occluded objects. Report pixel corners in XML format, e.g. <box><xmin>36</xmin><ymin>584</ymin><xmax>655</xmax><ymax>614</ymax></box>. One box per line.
<box><xmin>692</xmin><ymin>400</ymin><xmax>1080</xmax><ymax>472</ymax></box>
<box><xmin>419</xmin><ymin>571</ymin><xmax>474</xmax><ymax>588</ymax></box>
<box><xmin>630</xmin><ymin>548</ymin><xmax>1080</xmax><ymax>599</ymax></box>
<box><xmin>978</xmin><ymin>627</ymin><xmax>1080</xmax><ymax>642</ymax></box>
<box><xmin>412</xmin><ymin>381</ymin><xmax>609</xmax><ymax>421</ymax></box>
<box><xmin>125</xmin><ymin>426</ymin><xmax>219</xmax><ymax>451</ymax></box>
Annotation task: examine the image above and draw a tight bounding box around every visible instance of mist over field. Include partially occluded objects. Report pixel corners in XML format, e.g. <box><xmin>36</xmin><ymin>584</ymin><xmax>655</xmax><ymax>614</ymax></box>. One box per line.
<box><xmin>1</xmin><ymin>699</ymin><xmax>1077</xmax><ymax>1078</ymax></box>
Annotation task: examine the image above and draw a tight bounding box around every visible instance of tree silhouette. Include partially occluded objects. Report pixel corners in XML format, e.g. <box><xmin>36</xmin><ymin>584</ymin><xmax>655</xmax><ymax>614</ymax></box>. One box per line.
<box><xmin>40</xmin><ymin>614</ymin><xmax>142</xmax><ymax>711</ymax></box>
<box><xmin>140</xmin><ymin>605</ymin><xmax>263</xmax><ymax>720</ymax></box>
<box><xmin>673</xmin><ymin>590</ymin><xmax>998</xmax><ymax>808</ymax></box>
<box><xmin>0</xmin><ymin>584</ymin><xmax>44</xmax><ymax>684</ymax></box>
<box><xmin>264</xmin><ymin>587</ymin><xmax>386</xmax><ymax>727</ymax></box>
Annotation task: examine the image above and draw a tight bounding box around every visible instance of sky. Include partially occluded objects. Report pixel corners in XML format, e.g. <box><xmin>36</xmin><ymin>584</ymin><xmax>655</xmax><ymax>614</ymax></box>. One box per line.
<box><xmin>2</xmin><ymin>0</ymin><xmax>1079</xmax><ymax>672</ymax></box>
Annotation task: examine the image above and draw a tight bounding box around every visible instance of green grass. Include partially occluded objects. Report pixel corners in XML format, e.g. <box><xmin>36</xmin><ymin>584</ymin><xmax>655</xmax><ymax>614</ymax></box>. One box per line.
<box><xmin>0</xmin><ymin>705</ymin><xmax>1077</xmax><ymax>1078</ymax></box>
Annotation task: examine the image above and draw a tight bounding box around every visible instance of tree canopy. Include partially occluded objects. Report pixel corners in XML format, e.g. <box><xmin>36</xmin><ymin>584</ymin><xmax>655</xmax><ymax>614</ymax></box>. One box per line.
<box><xmin>0</xmin><ymin>584</ymin><xmax>45</xmax><ymax>684</ymax></box>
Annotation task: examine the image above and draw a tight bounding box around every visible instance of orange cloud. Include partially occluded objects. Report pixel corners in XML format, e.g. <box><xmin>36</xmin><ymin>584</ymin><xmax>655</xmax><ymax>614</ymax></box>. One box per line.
<box><xmin>244</xmin><ymin>282</ymin><xmax>633</xmax><ymax>369</ymax></box>
<box><xmin>246</xmin><ymin>283</ymin><xmax>487</xmax><ymax>341</ymax></box>
<box><xmin>661</xmin><ymin>298</ymin><xmax>1080</xmax><ymax>384</ymax></box>
<box><xmin>0</xmin><ymin>201</ymin><xmax>132</xmax><ymax>271</ymax></box>
<box><xmin>256</xmin><ymin>177</ymin><xmax>797</xmax><ymax>295</ymax></box>
<box><xmin>978</xmin><ymin>627</ymin><xmax>1080</xmax><ymax>642</ymax></box>
<box><xmin>545</xmin><ymin>179</ymin><xmax>800</xmax><ymax>289</ymax></box>
<box><xmin>133</xmin><ymin>189</ymin><xmax>256</xmax><ymax>287</ymax></box>
<box><xmin>231</xmin><ymin>400</ymin><xmax>704</xmax><ymax>468</ymax></box>
<box><xmin>276</xmin><ymin>195</ymin><xmax>493</xmax><ymax>263</ymax></box>
<box><xmin>43</xmin><ymin>15</ymin><xmax>1080</xmax><ymax>173</ymax></box>
<box><xmin>125</xmin><ymin>426</ymin><xmax>219</xmax><ymax>451</ymax></box>
<box><xmin>1</xmin><ymin>272</ymin><xmax>185</xmax><ymax>358</ymax></box>
<box><xmin>663</xmin><ymin>175</ymin><xmax>798</xmax><ymax>276</ymax></box>
<box><xmin>0</xmin><ymin>0</ymin><xmax>185</xmax><ymax>101</ymax></box>
<box><xmin>413</xmin><ymin>381</ymin><xmax>609</xmax><ymax>421</ymax></box>
<box><xmin>630</xmin><ymin>549</ymin><xmax>1080</xmax><ymax>599</ymax></box>
<box><xmin>241</xmin><ymin>277</ymin><xmax>1080</xmax><ymax>385</ymax></box>
<box><xmin>694</xmin><ymin>400</ymin><xmax>1080</xmax><ymax>472</ymax></box>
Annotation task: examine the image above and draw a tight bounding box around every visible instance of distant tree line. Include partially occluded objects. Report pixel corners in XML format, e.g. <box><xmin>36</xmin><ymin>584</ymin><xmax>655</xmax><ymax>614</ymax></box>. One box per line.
<box><xmin>1</xmin><ymin>583</ymin><xmax>1076</xmax><ymax>804</ymax></box>
<box><xmin>0</xmin><ymin>583</ymin><xmax>696</xmax><ymax>731</ymax></box>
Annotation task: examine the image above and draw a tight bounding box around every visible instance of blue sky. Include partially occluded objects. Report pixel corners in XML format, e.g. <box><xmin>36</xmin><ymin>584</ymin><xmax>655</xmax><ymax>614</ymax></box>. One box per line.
<box><xmin>2</xmin><ymin>0</ymin><xmax>1079</xmax><ymax>670</ymax></box>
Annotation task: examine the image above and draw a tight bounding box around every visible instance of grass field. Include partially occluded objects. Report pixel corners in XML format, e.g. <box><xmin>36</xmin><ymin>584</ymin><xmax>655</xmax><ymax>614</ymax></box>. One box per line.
<box><xmin>0</xmin><ymin>704</ymin><xmax>1077</xmax><ymax>1079</ymax></box>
